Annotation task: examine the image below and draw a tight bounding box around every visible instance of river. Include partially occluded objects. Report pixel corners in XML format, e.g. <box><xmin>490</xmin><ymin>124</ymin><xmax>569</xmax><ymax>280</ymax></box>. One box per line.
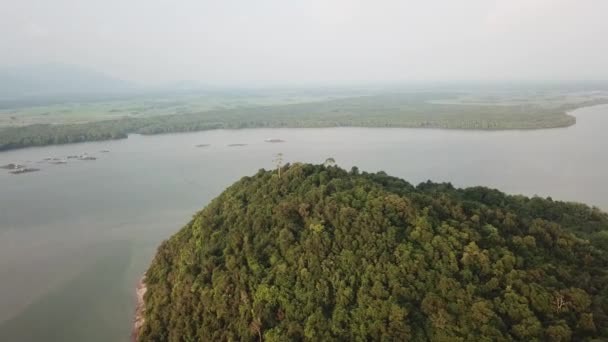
<box><xmin>0</xmin><ymin>104</ymin><xmax>607</xmax><ymax>341</ymax></box>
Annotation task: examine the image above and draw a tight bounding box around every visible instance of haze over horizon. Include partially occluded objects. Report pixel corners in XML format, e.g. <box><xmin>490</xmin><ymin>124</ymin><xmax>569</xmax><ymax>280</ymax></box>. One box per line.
<box><xmin>2</xmin><ymin>0</ymin><xmax>608</xmax><ymax>86</ymax></box>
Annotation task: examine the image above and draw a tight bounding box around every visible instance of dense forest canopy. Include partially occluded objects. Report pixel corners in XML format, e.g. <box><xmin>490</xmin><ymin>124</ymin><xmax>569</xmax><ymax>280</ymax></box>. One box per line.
<box><xmin>140</xmin><ymin>163</ymin><xmax>608</xmax><ymax>341</ymax></box>
<box><xmin>3</xmin><ymin>93</ymin><xmax>607</xmax><ymax>151</ymax></box>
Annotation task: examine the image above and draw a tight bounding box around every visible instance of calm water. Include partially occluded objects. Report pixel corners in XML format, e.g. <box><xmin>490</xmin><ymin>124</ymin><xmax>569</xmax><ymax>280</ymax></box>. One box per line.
<box><xmin>0</xmin><ymin>104</ymin><xmax>607</xmax><ymax>341</ymax></box>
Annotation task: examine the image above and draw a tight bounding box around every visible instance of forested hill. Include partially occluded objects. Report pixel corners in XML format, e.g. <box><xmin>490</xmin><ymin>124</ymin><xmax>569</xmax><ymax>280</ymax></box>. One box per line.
<box><xmin>140</xmin><ymin>163</ymin><xmax>608</xmax><ymax>341</ymax></box>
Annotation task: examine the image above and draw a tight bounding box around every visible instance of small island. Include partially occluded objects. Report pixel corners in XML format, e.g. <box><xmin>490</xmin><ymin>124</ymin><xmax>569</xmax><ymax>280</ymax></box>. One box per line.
<box><xmin>195</xmin><ymin>144</ymin><xmax>210</xmax><ymax>148</ymax></box>
<box><xmin>264</xmin><ymin>138</ymin><xmax>285</xmax><ymax>143</ymax></box>
<box><xmin>227</xmin><ymin>143</ymin><xmax>247</xmax><ymax>147</ymax></box>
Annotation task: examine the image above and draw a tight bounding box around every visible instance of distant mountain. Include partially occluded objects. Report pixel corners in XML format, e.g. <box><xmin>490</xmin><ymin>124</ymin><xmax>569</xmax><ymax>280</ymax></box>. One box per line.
<box><xmin>0</xmin><ymin>64</ymin><xmax>136</xmax><ymax>100</ymax></box>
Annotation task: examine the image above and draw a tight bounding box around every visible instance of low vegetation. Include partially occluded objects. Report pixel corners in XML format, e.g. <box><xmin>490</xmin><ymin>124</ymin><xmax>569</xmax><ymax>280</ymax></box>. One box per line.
<box><xmin>139</xmin><ymin>163</ymin><xmax>608</xmax><ymax>341</ymax></box>
<box><xmin>2</xmin><ymin>93</ymin><xmax>607</xmax><ymax>151</ymax></box>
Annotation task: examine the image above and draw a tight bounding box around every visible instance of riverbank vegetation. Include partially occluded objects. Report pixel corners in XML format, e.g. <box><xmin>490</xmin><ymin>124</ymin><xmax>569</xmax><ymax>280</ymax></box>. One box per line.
<box><xmin>2</xmin><ymin>93</ymin><xmax>607</xmax><ymax>152</ymax></box>
<box><xmin>139</xmin><ymin>163</ymin><xmax>608</xmax><ymax>341</ymax></box>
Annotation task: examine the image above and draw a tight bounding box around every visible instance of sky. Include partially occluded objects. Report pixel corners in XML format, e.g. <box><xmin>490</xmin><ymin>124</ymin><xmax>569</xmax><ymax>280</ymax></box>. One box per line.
<box><xmin>1</xmin><ymin>0</ymin><xmax>607</xmax><ymax>85</ymax></box>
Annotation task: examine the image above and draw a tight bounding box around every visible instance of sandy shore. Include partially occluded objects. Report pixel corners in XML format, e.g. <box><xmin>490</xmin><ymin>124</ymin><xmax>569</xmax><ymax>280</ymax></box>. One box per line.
<box><xmin>131</xmin><ymin>277</ymin><xmax>147</xmax><ymax>342</ymax></box>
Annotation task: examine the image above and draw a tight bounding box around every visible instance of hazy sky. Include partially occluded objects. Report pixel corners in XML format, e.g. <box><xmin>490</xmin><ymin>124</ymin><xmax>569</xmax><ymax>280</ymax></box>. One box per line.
<box><xmin>1</xmin><ymin>0</ymin><xmax>607</xmax><ymax>85</ymax></box>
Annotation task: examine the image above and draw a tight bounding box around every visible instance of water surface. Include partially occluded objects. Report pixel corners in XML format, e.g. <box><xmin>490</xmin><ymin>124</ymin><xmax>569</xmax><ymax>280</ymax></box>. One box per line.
<box><xmin>0</xmin><ymin>104</ymin><xmax>607</xmax><ymax>341</ymax></box>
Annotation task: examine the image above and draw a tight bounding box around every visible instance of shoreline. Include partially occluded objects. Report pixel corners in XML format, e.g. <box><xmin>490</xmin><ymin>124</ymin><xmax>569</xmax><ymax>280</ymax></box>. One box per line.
<box><xmin>0</xmin><ymin>119</ymin><xmax>580</xmax><ymax>154</ymax></box>
<box><xmin>131</xmin><ymin>277</ymin><xmax>147</xmax><ymax>342</ymax></box>
<box><xmin>3</xmin><ymin>101</ymin><xmax>608</xmax><ymax>153</ymax></box>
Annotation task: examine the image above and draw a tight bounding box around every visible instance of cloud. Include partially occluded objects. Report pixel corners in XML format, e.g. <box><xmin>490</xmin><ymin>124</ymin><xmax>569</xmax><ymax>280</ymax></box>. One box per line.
<box><xmin>1</xmin><ymin>0</ymin><xmax>607</xmax><ymax>84</ymax></box>
<box><xmin>23</xmin><ymin>22</ymin><xmax>50</xmax><ymax>39</ymax></box>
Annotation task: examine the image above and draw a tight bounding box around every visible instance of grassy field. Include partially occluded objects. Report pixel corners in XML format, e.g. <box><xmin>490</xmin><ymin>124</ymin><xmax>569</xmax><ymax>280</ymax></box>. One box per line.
<box><xmin>0</xmin><ymin>92</ymin><xmax>353</xmax><ymax>128</ymax></box>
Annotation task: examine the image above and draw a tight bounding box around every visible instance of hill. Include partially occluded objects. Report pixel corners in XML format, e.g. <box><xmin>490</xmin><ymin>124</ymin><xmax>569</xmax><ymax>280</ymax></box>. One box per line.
<box><xmin>0</xmin><ymin>64</ymin><xmax>134</xmax><ymax>101</ymax></box>
<box><xmin>139</xmin><ymin>163</ymin><xmax>608</xmax><ymax>341</ymax></box>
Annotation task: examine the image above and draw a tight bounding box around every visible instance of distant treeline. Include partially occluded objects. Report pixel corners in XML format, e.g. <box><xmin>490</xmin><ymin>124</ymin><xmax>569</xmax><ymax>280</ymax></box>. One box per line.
<box><xmin>1</xmin><ymin>94</ymin><xmax>607</xmax><ymax>151</ymax></box>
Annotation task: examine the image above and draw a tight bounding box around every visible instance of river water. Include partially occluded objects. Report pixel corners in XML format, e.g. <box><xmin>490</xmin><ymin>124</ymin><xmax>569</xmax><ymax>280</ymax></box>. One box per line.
<box><xmin>0</xmin><ymin>104</ymin><xmax>607</xmax><ymax>341</ymax></box>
